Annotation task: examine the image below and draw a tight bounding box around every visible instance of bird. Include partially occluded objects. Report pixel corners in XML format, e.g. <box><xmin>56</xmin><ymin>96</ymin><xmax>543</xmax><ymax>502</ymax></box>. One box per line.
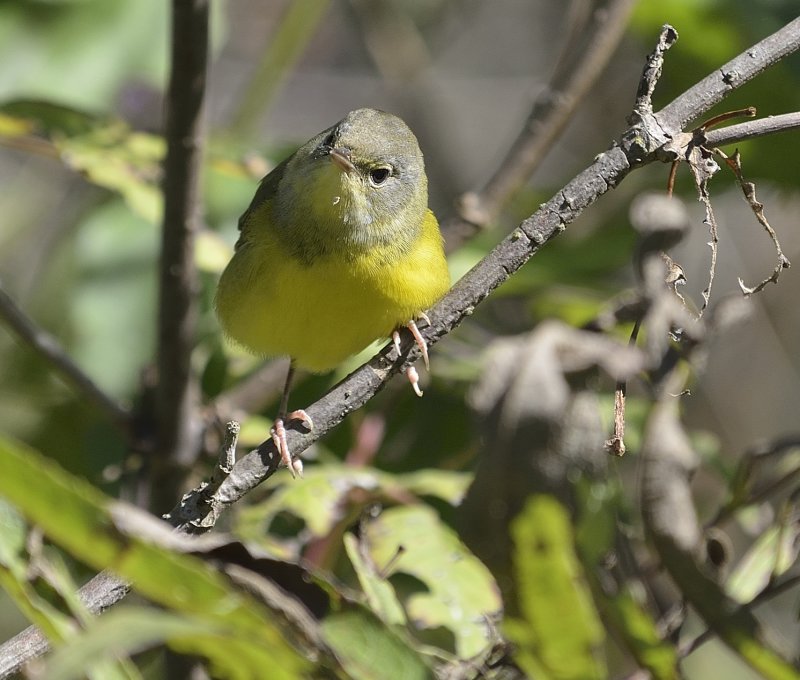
<box><xmin>215</xmin><ymin>108</ymin><xmax>450</xmax><ymax>476</ymax></box>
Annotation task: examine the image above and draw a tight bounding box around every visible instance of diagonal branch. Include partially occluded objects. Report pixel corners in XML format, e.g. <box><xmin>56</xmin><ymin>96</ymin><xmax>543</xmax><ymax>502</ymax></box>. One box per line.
<box><xmin>448</xmin><ymin>0</ymin><xmax>638</xmax><ymax>246</ymax></box>
<box><xmin>480</xmin><ymin>0</ymin><xmax>638</xmax><ymax>216</ymax></box>
<box><xmin>0</xmin><ymin>285</ymin><xmax>130</xmax><ymax>427</ymax></box>
<box><xmin>657</xmin><ymin>16</ymin><xmax>800</xmax><ymax>130</ymax></box>
<box><xmin>171</xmin><ymin>19</ymin><xmax>800</xmax><ymax>527</ymax></box>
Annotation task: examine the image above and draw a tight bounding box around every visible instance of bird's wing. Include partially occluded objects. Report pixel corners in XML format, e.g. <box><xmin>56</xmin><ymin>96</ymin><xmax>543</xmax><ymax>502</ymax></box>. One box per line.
<box><xmin>234</xmin><ymin>155</ymin><xmax>290</xmax><ymax>250</ymax></box>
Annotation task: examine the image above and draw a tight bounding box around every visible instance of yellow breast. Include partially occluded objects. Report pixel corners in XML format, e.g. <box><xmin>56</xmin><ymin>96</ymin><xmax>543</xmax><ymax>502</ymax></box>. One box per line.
<box><xmin>215</xmin><ymin>210</ymin><xmax>449</xmax><ymax>372</ymax></box>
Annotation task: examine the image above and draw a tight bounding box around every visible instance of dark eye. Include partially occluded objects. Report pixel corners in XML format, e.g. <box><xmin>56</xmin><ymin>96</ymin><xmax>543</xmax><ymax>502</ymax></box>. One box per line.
<box><xmin>369</xmin><ymin>166</ymin><xmax>391</xmax><ymax>186</ymax></box>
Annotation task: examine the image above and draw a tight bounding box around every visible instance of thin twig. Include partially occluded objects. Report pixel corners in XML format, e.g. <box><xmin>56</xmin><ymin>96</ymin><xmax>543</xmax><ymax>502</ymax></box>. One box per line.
<box><xmin>630</xmin><ymin>24</ymin><xmax>679</xmax><ymax>120</ymax></box>
<box><xmin>699</xmin><ymin>106</ymin><xmax>756</xmax><ymax>131</ymax></box>
<box><xmin>704</xmin><ymin>111</ymin><xmax>800</xmax><ymax>146</ymax></box>
<box><xmin>165</xmin><ymin>421</ymin><xmax>239</xmax><ymax>533</ymax></box>
<box><xmin>709</xmin><ymin>436</ymin><xmax>800</xmax><ymax>528</ymax></box>
<box><xmin>0</xmin><ymin>285</ymin><xmax>130</xmax><ymax>427</ymax></box>
<box><xmin>447</xmin><ymin>0</ymin><xmax>638</xmax><ymax>246</ymax></box>
<box><xmin>476</xmin><ymin>0</ymin><xmax>639</xmax><ymax>223</ymax></box>
<box><xmin>688</xmin><ymin>153</ymin><xmax>720</xmax><ymax>318</ymax></box>
<box><xmin>605</xmin><ymin>318</ymin><xmax>641</xmax><ymax>456</ymax></box>
<box><xmin>153</xmin><ymin>0</ymin><xmax>209</xmax><ymax>509</ymax></box>
<box><xmin>678</xmin><ymin>574</ymin><xmax>800</xmax><ymax>658</ymax></box>
<box><xmin>715</xmin><ymin>148</ymin><xmax>791</xmax><ymax>295</ymax></box>
<box><xmin>658</xmin><ymin>16</ymin><xmax>800</xmax><ymax>130</ymax></box>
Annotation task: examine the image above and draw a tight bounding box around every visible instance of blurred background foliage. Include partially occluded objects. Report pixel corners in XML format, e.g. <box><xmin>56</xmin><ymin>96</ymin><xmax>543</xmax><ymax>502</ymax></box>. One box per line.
<box><xmin>0</xmin><ymin>0</ymin><xmax>799</xmax><ymax>678</ymax></box>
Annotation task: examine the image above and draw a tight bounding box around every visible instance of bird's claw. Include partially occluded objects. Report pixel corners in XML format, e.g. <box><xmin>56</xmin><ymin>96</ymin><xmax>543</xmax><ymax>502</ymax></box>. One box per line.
<box><xmin>394</xmin><ymin>315</ymin><xmax>432</xmax><ymax>397</ymax></box>
<box><xmin>406</xmin><ymin>318</ymin><xmax>430</xmax><ymax>370</ymax></box>
<box><xmin>271</xmin><ymin>409</ymin><xmax>313</xmax><ymax>479</ymax></box>
<box><xmin>406</xmin><ymin>365</ymin><xmax>423</xmax><ymax>397</ymax></box>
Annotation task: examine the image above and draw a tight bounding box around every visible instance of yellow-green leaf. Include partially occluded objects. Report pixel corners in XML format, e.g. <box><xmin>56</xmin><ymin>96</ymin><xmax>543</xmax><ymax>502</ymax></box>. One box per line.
<box><xmin>507</xmin><ymin>494</ymin><xmax>606</xmax><ymax>680</ymax></box>
<box><xmin>322</xmin><ymin>609</ymin><xmax>432</xmax><ymax>680</ymax></box>
<box><xmin>362</xmin><ymin>505</ymin><xmax>501</xmax><ymax>660</ymax></box>
<box><xmin>0</xmin><ymin>435</ymin><xmax>309</xmax><ymax>679</ymax></box>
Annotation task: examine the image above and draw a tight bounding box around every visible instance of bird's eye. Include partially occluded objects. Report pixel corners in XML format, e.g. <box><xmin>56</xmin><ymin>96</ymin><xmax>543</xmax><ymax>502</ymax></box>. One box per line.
<box><xmin>369</xmin><ymin>166</ymin><xmax>391</xmax><ymax>186</ymax></box>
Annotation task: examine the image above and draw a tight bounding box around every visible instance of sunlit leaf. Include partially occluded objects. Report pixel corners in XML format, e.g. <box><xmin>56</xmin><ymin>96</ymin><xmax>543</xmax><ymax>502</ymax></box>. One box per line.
<box><xmin>362</xmin><ymin>505</ymin><xmax>501</xmax><ymax>660</ymax></box>
<box><xmin>56</xmin><ymin>121</ymin><xmax>164</xmax><ymax>223</ymax></box>
<box><xmin>0</xmin><ymin>499</ymin><xmax>73</xmax><ymax>643</ymax></box>
<box><xmin>726</xmin><ymin>519</ymin><xmax>800</xmax><ymax>604</ymax></box>
<box><xmin>344</xmin><ymin>533</ymin><xmax>406</xmax><ymax>626</ymax></box>
<box><xmin>393</xmin><ymin>470</ymin><xmax>471</xmax><ymax>506</ymax></box>
<box><xmin>0</xmin><ymin>435</ymin><xmax>309</xmax><ymax>679</ymax></box>
<box><xmin>41</xmin><ymin>607</ymin><xmax>184</xmax><ymax>680</ymax></box>
<box><xmin>576</xmin><ymin>482</ymin><xmax>679</xmax><ymax>680</ymax></box>
<box><xmin>0</xmin><ymin>101</ymin><xmax>163</xmax><ymax>222</ymax></box>
<box><xmin>507</xmin><ymin>495</ymin><xmax>606</xmax><ymax>680</ymax></box>
<box><xmin>236</xmin><ymin>465</ymin><xmax>473</xmax><ymax>558</ymax></box>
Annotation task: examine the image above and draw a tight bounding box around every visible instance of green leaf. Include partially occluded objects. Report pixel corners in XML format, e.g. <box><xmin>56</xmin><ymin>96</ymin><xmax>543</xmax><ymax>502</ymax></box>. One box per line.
<box><xmin>0</xmin><ymin>435</ymin><xmax>309</xmax><ymax>679</ymax></box>
<box><xmin>507</xmin><ymin>495</ymin><xmax>606</xmax><ymax>680</ymax></box>
<box><xmin>0</xmin><ymin>565</ymin><xmax>73</xmax><ymax>646</ymax></box>
<box><xmin>321</xmin><ymin>609</ymin><xmax>433</xmax><ymax>680</ymax></box>
<box><xmin>0</xmin><ymin>499</ymin><xmax>79</xmax><ymax>643</ymax></box>
<box><xmin>238</xmin><ymin>465</ymin><xmax>388</xmax><ymax>541</ymax></box>
<box><xmin>362</xmin><ymin>505</ymin><xmax>501</xmax><ymax>660</ymax></box>
<box><xmin>393</xmin><ymin>470</ymin><xmax>472</xmax><ymax>506</ymax></box>
<box><xmin>0</xmin><ymin>498</ymin><xmax>26</xmax><ymax>568</ymax></box>
<box><xmin>236</xmin><ymin>464</ymin><xmax>472</xmax><ymax>556</ymax></box>
<box><xmin>41</xmin><ymin>607</ymin><xmax>187</xmax><ymax>680</ymax></box>
<box><xmin>726</xmin><ymin>521</ymin><xmax>800</xmax><ymax>604</ymax></box>
<box><xmin>56</xmin><ymin>121</ymin><xmax>164</xmax><ymax>223</ymax></box>
<box><xmin>0</xmin><ymin>102</ymin><xmax>164</xmax><ymax>223</ymax></box>
<box><xmin>344</xmin><ymin>533</ymin><xmax>406</xmax><ymax>626</ymax></box>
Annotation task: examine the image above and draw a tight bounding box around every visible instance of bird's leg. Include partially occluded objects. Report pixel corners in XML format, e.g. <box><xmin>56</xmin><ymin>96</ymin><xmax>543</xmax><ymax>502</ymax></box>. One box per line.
<box><xmin>392</xmin><ymin>313</ymin><xmax>432</xmax><ymax>398</ymax></box>
<box><xmin>271</xmin><ymin>359</ymin><xmax>314</xmax><ymax>478</ymax></box>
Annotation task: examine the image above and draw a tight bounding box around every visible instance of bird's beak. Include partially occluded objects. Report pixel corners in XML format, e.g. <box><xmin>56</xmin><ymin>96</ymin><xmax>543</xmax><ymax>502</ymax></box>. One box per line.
<box><xmin>329</xmin><ymin>146</ymin><xmax>356</xmax><ymax>174</ymax></box>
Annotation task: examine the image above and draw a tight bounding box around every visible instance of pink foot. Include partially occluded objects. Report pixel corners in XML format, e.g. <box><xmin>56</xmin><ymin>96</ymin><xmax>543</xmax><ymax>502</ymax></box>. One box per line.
<box><xmin>270</xmin><ymin>409</ymin><xmax>313</xmax><ymax>479</ymax></box>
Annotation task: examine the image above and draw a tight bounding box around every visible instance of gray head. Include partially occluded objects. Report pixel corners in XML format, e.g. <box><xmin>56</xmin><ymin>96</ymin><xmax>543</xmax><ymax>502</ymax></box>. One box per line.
<box><xmin>275</xmin><ymin>109</ymin><xmax>429</xmax><ymax>258</ymax></box>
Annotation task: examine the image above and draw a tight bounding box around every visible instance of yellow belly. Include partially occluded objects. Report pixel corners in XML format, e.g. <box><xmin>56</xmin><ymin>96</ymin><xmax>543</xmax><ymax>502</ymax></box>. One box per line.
<box><xmin>215</xmin><ymin>211</ymin><xmax>449</xmax><ymax>372</ymax></box>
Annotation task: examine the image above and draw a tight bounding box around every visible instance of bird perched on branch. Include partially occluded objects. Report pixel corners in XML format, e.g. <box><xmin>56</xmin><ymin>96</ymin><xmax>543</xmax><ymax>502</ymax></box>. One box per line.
<box><xmin>216</xmin><ymin>108</ymin><xmax>450</xmax><ymax>476</ymax></box>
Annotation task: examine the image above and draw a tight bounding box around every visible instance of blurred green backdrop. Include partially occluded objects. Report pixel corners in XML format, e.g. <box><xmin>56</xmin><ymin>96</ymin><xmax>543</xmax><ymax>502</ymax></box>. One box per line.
<box><xmin>0</xmin><ymin>1</ymin><xmax>799</xmax><ymax>678</ymax></box>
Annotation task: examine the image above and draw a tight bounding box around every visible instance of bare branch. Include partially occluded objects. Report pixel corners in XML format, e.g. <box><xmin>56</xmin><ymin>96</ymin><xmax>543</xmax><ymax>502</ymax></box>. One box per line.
<box><xmin>705</xmin><ymin>111</ymin><xmax>800</xmax><ymax>146</ymax></box>
<box><xmin>630</xmin><ymin>24</ymin><xmax>679</xmax><ymax>119</ymax></box>
<box><xmin>175</xmin><ymin>15</ymin><xmax>800</xmax><ymax>532</ymax></box>
<box><xmin>0</xmin><ymin>571</ymin><xmax>129</xmax><ymax>677</ymax></box>
<box><xmin>0</xmin><ymin>285</ymin><xmax>130</xmax><ymax>427</ymax></box>
<box><xmin>473</xmin><ymin>0</ymin><xmax>639</xmax><ymax>226</ymax></box>
<box><xmin>716</xmin><ymin>148</ymin><xmax>791</xmax><ymax>295</ymax></box>
<box><xmin>658</xmin><ymin>17</ymin><xmax>800</xmax><ymax>129</ymax></box>
<box><xmin>688</xmin><ymin>149</ymin><xmax>721</xmax><ymax>317</ymax></box>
